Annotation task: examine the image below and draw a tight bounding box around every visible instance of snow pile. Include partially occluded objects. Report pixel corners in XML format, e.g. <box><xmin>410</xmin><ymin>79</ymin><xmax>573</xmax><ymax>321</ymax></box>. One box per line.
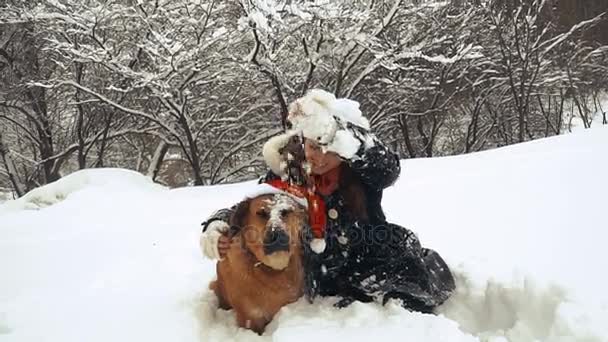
<box><xmin>0</xmin><ymin>168</ymin><xmax>164</xmax><ymax>214</ymax></box>
<box><xmin>383</xmin><ymin>126</ymin><xmax>608</xmax><ymax>341</ymax></box>
<box><xmin>198</xmin><ymin>293</ymin><xmax>475</xmax><ymax>342</ymax></box>
<box><xmin>1</xmin><ymin>127</ymin><xmax>608</xmax><ymax>342</ymax></box>
<box><xmin>440</xmin><ymin>274</ymin><xmax>608</xmax><ymax>342</ymax></box>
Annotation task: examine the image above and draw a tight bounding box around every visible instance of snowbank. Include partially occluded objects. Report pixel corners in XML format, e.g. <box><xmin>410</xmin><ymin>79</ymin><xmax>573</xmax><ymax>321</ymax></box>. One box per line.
<box><xmin>1</xmin><ymin>127</ymin><xmax>607</xmax><ymax>342</ymax></box>
<box><xmin>0</xmin><ymin>168</ymin><xmax>165</xmax><ymax>214</ymax></box>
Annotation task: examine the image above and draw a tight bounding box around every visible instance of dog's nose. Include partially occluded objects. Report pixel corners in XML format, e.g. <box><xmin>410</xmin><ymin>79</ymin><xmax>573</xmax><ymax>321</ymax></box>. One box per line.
<box><xmin>263</xmin><ymin>228</ymin><xmax>290</xmax><ymax>254</ymax></box>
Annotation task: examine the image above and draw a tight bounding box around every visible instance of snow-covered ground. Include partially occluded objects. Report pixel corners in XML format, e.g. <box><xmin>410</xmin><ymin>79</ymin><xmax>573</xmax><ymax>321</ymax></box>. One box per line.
<box><xmin>1</xmin><ymin>126</ymin><xmax>607</xmax><ymax>342</ymax></box>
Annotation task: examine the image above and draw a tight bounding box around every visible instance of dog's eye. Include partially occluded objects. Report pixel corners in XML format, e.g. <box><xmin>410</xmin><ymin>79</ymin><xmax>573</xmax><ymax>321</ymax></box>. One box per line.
<box><xmin>280</xmin><ymin>209</ymin><xmax>292</xmax><ymax>217</ymax></box>
<box><xmin>256</xmin><ymin>209</ymin><xmax>269</xmax><ymax>219</ymax></box>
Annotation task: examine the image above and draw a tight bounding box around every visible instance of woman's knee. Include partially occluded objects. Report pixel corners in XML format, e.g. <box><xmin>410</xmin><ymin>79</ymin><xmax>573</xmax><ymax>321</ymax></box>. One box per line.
<box><xmin>380</xmin><ymin>223</ymin><xmax>422</xmax><ymax>254</ymax></box>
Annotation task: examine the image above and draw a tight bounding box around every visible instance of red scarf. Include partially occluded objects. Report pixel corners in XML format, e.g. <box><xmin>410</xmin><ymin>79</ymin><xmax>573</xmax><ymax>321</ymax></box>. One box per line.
<box><xmin>312</xmin><ymin>166</ymin><xmax>341</xmax><ymax>196</ymax></box>
<box><xmin>266</xmin><ymin>179</ymin><xmax>327</xmax><ymax>239</ymax></box>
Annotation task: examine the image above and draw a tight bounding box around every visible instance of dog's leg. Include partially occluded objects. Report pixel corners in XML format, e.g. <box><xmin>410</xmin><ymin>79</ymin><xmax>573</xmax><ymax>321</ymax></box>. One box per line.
<box><xmin>235</xmin><ymin>311</ymin><xmax>267</xmax><ymax>335</ymax></box>
<box><xmin>248</xmin><ymin>318</ymin><xmax>268</xmax><ymax>335</ymax></box>
<box><xmin>209</xmin><ymin>280</ymin><xmax>232</xmax><ymax>310</ymax></box>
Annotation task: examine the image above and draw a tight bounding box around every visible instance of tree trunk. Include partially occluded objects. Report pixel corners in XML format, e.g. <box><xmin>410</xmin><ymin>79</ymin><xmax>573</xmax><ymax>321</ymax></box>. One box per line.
<box><xmin>21</xmin><ymin>26</ymin><xmax>58</xmax><ymax>183</ymax></box>
<box><xmin>95</xmin><ymin>111</ymin><xmax>114</xmax><ymax>168</ymax></box>
<box><xmin>416</xmin><ymin>116</ymin><xmax>432</xmax><ymax>157</ymax></box>
<box><xmin>177</xmin><ymin>111</ymin><xmax>204</xmax><ymax>185</ymax></box>
<box><xmin>75</xmin><ymin>62</ymin><xmax>87</xmax><ymax>169</ymax></box>
<box><xmin>147</xmin><ymin>140</ymin><xmax>169</xmax><ymax>181</ymax></box>
<box><xmin>398</xmin><ymin>115</ymin><xmax>416</xmax><ymax>158</ymax></box>
<box><xmin>0</xmin><ymin>132</ymin><xmax>24</xmax><ymax>197</ymax></box>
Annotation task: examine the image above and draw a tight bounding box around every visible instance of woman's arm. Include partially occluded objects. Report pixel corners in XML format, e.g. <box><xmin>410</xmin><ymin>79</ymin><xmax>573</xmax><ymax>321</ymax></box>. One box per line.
<box><xmin>201</xmin><ymin>207</ymin><xmax>234</xmax><ymax>232</ymax></box>
<box><xmin>347</xmin><ymin>131</ymin><xmax>401</xmax><ymax>190</ymax></box>
<box><xmin>200</xmin><ymin>206</ymin><xmax>236</xmax><ymax>260</ymax></box>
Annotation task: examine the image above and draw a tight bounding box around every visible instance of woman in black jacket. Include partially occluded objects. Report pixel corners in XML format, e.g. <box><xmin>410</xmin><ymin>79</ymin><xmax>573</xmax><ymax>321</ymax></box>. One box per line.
<box><xmin>200</xmin><ymin>89</ymin><xmax>455</xmax><ymax>313</ymax></box>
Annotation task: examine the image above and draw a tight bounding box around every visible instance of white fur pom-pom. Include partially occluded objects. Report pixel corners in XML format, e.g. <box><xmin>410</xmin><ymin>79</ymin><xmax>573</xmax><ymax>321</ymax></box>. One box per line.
<box><xmin>310</xmin><ymin>238</ymin><xmax>327</xmax><ymax>254</ymax></box>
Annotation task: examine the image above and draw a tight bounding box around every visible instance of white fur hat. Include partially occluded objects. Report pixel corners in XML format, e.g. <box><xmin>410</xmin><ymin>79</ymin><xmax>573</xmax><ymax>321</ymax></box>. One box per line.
<box><xmin>287</xmin><ymin>89</ymin><xmax>370</xmax><ymax>159</ymax></box>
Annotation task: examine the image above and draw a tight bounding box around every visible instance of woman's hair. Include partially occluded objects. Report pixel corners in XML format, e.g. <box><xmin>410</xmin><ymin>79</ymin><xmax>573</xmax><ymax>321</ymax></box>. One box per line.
<box><xmin>338</xmin><ymin>164</ymin><xmax>369</xmax><ymax>223</ymax></box>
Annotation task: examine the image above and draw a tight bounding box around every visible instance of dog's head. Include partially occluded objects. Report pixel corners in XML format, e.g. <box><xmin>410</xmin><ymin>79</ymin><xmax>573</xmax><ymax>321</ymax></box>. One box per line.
<box><xmin>230</xmin><ymin>194</ymin><xmax>307</xmax><ymax>271</ymax></box>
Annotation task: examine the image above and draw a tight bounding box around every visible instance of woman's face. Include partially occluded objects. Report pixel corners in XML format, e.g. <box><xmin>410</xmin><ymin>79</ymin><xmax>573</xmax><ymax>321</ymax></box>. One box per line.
<box><xmin>304</xmin><ymin>139</ymin><xmax>342</xmax><ymax>175</ymax></box>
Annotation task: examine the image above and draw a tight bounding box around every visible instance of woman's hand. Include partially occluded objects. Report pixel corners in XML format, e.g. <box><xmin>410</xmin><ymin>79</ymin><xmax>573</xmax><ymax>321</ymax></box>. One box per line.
<box><xmin>217</xmin><ymin>235</ymin><xmax>231</xmax><ymax>259</ymax></box>
<box><xmin>200</xmin><ymin>220</ymin><xmax>231</xmax><ymax>260</ymax></box>
<box><xmin>280</xmin><ymin>134</ymin><xmax>309</xmax><ymax>185</ymax></box>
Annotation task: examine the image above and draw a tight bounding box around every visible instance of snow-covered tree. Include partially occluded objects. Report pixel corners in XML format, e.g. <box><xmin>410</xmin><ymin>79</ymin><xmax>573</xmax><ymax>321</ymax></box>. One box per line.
<box><xmin>0</xmin><ymin>0</ymin><xmax>606</xmax><ymax>195</ymax></box>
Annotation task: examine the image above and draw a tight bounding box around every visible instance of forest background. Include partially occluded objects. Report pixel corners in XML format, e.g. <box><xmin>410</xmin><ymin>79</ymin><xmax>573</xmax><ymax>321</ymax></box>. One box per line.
<box><xmin>0</xmin><ymin>0</ymin><xmax>606</xmax><ymax>197</ymax></box>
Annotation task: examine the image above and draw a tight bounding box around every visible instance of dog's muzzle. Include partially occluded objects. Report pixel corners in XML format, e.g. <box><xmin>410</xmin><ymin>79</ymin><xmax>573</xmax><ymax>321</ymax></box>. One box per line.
<box><xmin>263</xmin><ymin>228</ymin><xmax>290</xmax><ymax>255</ymax></box>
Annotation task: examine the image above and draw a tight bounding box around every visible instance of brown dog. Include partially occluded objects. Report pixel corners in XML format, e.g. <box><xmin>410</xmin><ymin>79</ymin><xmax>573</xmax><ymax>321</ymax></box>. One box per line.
<box><xmin>209</xmin><ymin>193</ymin><xmax>308</xmax><ymax>334</ymax></box>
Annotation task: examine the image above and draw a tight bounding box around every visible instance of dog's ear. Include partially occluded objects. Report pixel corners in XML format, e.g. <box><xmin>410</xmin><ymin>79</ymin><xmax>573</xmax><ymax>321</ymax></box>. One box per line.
<box><xmin>228</xmin><ymin>199</ymin><xmax>250</xmax><ymax>237</ymax></box>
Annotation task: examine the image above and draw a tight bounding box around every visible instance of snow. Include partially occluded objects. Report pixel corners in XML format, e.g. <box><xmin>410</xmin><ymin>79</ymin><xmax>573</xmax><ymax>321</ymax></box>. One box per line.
<box><xmin>0</xmin><ymin>168</ymin><xmax>164</xmax><ymax>214</ymax></box>
<box><xmin>288</xmin><ymin>89</ymin><xmax>369</xmax><ymax>159</ymax></box>
<box><xmin>238</xmin><ymin>183</ymin><xmax>309</xmax><ymax>208</ymax></box>
<box><xmin>392</xmin><ymin>43</ymin><xmax>484</xmax><ymax>66</ymax></box>
<box><xmin>265</xmin><ymin>194</ymin><xmax>297</xmax><ymax>229</ymax></box>
<box><xmin>564</xmin><ymin>93</ymin><xmax>608</xmax><ymax>132</ymax></box>
<box><xmin>1</xmin><ymin>127</ymin><xmax>608</xmax><ymax>341</ymax></box>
